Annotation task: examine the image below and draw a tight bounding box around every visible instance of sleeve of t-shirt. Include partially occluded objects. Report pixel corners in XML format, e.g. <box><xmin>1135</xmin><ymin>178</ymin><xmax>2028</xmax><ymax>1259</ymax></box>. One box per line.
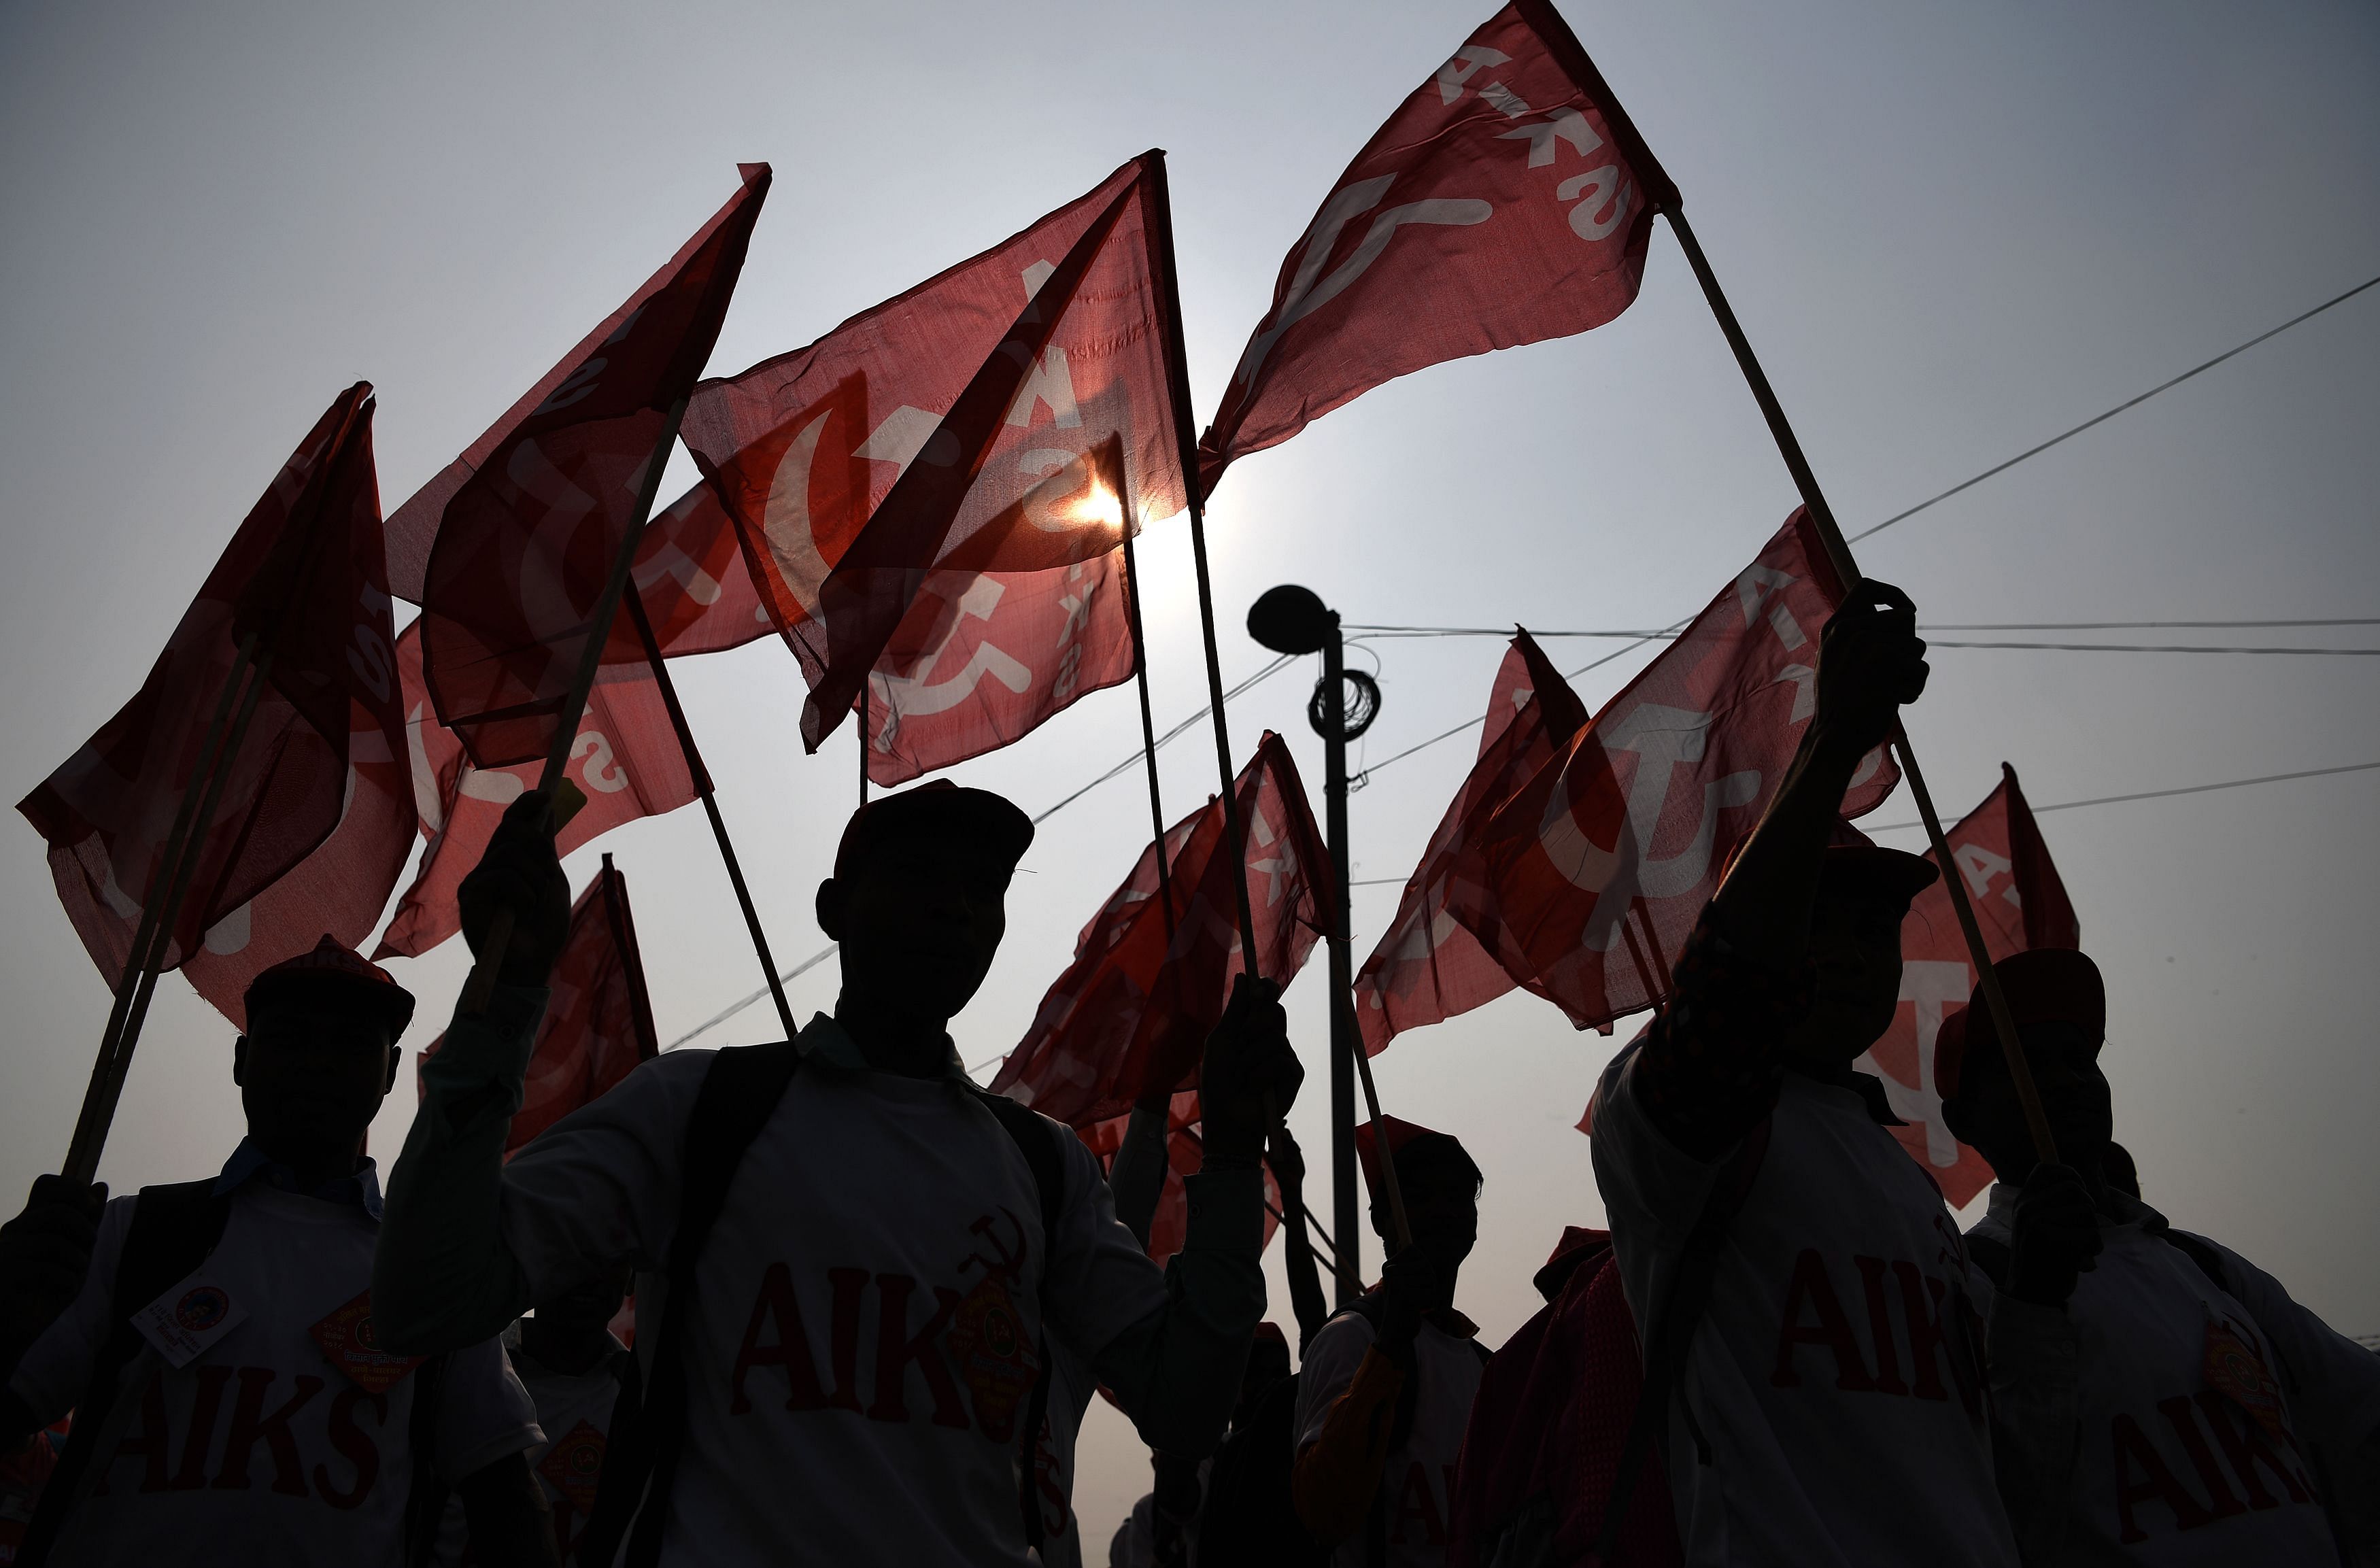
<box><xmin>433</xmin><ymin>1333</ymin><xmax>545</xmax><ymax>1483</ymax></box>
<box><xmin>6</xmin><ymin>1195</ymin><xmax>137</xmax><ymax>1424</ymax></box>
<box><xmin>493</xmin><ymin>1049</ymin><xmax>715</xmax><ymax>1304</ymax></box>
<box><xmin>2198</xmin><ymin>1237</ymin><xmax>2380</xmax><ymax>1487</ymax></box>
<box><xmin>1039</xmin><ymin>1121</ymin><xmax>1170</xmax><ymax>1365</ymax></box>
<box><xmin>1293</xmin><ymin>1312</ymin><xmax>1373</xmax><ymax>1453</ymax></box>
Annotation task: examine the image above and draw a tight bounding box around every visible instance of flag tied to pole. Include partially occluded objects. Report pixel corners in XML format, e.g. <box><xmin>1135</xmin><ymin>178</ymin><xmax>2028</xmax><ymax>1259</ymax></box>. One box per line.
<box><xmin>21</xmin><ymin>385</ymin><xmax>409</xmax><ymax>987</ymax></box>
<box><xmin>1353</xmin><ymin>630</ymin><xmax>1588</xmax><ymax>1053</ymax></box>
<box><xmin>991</xmin><ymin>732</ymin><xmax>1329</xmax><ymax>1129</ymax></box>
<box><xmin>417</xmin><ymin>856</ymin><xmax>659</xmax><ymax>1154</ymax></box>
<box><xmin>1458</xmin><ymin>511</ymin><xmax>1899</xmax><ymax>1030</ymax></box>
<box><xmin>1198</xmin><ymin>0</ymin><xmax>1671</xmax><ymax>493</ymax></box>
<box><xmin>375</xmin><ymin>620</ymin><xmax>696</xmax><ymax>959</ymax></box>
<box><xmin>1858</xmin><ymin>765</ymin><xmax>2079</xmax><ymax>1205</ymax></box>
<box><xmin>681</xmin><ymin>153</ymin><xmax>1193</xmax><ymax>756</ymax></box>
<box><xmin>398</xmin><ymin>165</ymin><xmax>770</xmax><ymax>768</ymax></box>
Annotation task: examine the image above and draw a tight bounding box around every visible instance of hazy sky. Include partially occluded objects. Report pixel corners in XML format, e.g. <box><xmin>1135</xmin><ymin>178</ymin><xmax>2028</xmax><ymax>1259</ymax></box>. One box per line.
<box><xmin>4</xmin><ymin>0</ymin><xmax>2376</xmax><ymax>1541</ymax></box>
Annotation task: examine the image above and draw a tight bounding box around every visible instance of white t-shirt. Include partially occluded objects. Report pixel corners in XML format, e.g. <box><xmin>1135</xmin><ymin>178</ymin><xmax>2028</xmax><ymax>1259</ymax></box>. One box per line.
<box><xmin>430</xmin><ymin>1327</ymin><xmax>627</xmax><ymax>1567</ymax></box>
<box><xmin>1293</xmin><ymin>1309</ymin><xmax>1486</xmax><ymax>1568</ymax></box>
<box><xmin>10</xmin><ymin>1173</ymin><xmax>540</xmax><ymax>1568</ymax></box>
<box><xmin>1970</xmin><ymin>1187</ymin><xmax>2360</xmax><ymax>1565</ymax></box>
<box><xmin>1592</xmin><ymin>1063</ymin><xmax>2016</xmax><ymax>1568</ymax></box>
<box><xmin>490</xmin><ymin>1021</ymin><xmax>1170</xmax><ymax>1565</ymax></box>
<box><xmin>1030</xmin><ymin>1342</ymin><xmax>1091</xmax><ymax>1568</ymax></box>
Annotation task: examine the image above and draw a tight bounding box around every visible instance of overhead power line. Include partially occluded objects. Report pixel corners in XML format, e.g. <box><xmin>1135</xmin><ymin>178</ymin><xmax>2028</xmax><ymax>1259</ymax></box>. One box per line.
<box><xmin>1860</xmin><ymin>760</ymin><xmax>2380</xmax><ymax>832</ymax></box>
<box><xmin>1346</xmin><ymin>617</ymin><xmax>2380</xmax><ymax>638</ymax></box>
<box><xmin>1847</xmin><ymin>271</ymin><xmax>2380</xmax><ymax>545</ymax></box>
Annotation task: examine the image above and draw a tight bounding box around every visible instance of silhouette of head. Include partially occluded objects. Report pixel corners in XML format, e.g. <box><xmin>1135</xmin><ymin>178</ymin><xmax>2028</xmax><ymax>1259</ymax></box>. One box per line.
<box><xmin>1782</xmin><ymin>840</ymin><xmax>1937</xmax><ymax>1069</ymax></box>
<box><xmin>816</xmin><ymin>782</ymin><xmax>1034</xmax><ymax>1027</ymax></box>
<box><xmin>1360</xmin><ymin>1117</ymin><xmax>1481</xmax><ymax>1274</ymax></box>
<box><xmin>234</xmin><ymin>936</ymin><xmax>413</xmax><ymax>1169</ymax></box>
<box><xmin>1939</xmin><ymin>949</ymin><xmax>2113</xmax><ymax>1183</ymax></box>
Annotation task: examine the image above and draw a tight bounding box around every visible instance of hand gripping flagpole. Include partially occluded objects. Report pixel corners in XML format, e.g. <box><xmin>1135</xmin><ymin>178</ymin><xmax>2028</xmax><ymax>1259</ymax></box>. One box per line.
<box><xmin>1656</xmin><ymin>207</ymin><xmax>2060</xmax><ymax>1167</ymax></box>
<box><xmin>623</xmin><ymin>579</ymin><xmax>798</xmax><ymax>1041</ymax></box>
<box><xmin>457</xmin><ymin>394</ymin><xmax>692</xmax><ymax>1016</ymax></box>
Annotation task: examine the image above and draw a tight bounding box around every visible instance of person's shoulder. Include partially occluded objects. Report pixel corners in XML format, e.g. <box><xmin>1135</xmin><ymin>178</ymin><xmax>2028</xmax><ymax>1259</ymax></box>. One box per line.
<box><xmin>1308</xmin><ymin>1302</ymin><xmax>1380</xmax><ymax>1357</ymax></box>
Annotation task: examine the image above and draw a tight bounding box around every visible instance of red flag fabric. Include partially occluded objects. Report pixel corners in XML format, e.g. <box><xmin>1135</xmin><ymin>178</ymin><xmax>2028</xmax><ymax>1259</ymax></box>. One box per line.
<box><xmin>1457</xmin><ymin>510</ymin><xmax>1900</xmax><ymax>1030</ymax></box>
<box><xmin>375</xmin><ymin>619</ymin><xmax>696</xmax><ymax>959</ymax></box>
<box><xmin>410</xmin><ymin>165</ymin><xmax>770</xmax><ymax>767</ymax></box>
<box><xmin>683</xmin><ymin>154</ymin><xmax>1193</xmax><ymax>754</ymax></box>
<box><xmin>863</xmin><ymin>549</ymin><xmax>1135</xmax><ymax>787</ymax></box>
<box><xmin>620</xmin><ymin>479</ymin><xmax>773</xmax><ymax>660</ymax></box>
<box><xmin>1353</xmin><ymin>630</ymin><xmax>1588</xmax><ymax>1053</ymax></box>
<box><xmin>417</xmin><ymin>856</ymin><xmax>658</xmax><ymax>1155</ymax></box>
<box><xmin>1078</xmin><ymin>1095</ymin><xmax>1282</xmax><ymax>1270</ymax></box>
<box><xmin>991</xmin><ymin>732</ymin><xmax>1330</xmax><ymax>1130</ymax></box>
<box><xmin>1856</xmin><ymin>765</ymin><xmax>2079</xmax><ymax>1206</ymax></box>
<box><xmin>1197</xmin><ymin>0</ymin><xmax>1671</xmax><ymax>493</ymax></box>
<box><xmin>20</xmin><ymin>385</ymin><xmax>407</xmax><ymax>983</ymax></box>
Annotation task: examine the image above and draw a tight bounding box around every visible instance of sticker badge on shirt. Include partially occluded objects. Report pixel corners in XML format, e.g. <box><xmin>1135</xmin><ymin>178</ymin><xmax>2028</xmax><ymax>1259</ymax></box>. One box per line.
<box><xmin>309</xmin><ymin>1289</ymin><xmax>425</xmax><ymax>1393</ymax></box>
<box><xmin>537</xmin><ymin>1420</ymin><xmax>608</xmax><ymax>1514</ymax></box>
<box><xmin>2203</xmin><ymin>1312</ymin><xmax>2288</xmax><ymax>1442</ymax></box>
<box><xmin>947</xmin><ymin>1269</ymin><xmax>1040</xmax><ymax>1441</ymax></box>
<box><xmin>133</xmin><ymin>1273</ymin><xmax>250</xmax><ymax>1368</ymax></box>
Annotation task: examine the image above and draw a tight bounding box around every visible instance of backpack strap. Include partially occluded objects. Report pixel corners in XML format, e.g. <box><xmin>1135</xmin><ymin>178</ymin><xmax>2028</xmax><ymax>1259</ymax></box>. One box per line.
<box><xmin>18</xmin><ymin>1180</ymin><xmax>232</xmax><ymax>1568</ymax></box>
<box><xmin>968</xmin><ymin>1086</ymin><xmax>1066</xmax><ymax>1551</ymax></box>
<box><xmin>401</xmin><ymin>1350</ymin><xmax>454</xmax><ymax>1568</ymax></box>
<box><xmin>582</xmin><ymin>1040</ymin><xmax>802</xmax><ymax>1568</ymax></box>
<box><xmin>1592</xmin><ymin>1114</ymin><xmax>1772</xmax><ymax>1567</ymax></box>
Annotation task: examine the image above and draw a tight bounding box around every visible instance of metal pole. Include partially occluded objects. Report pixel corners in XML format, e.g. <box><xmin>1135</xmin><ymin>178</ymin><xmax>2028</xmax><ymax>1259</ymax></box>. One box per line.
<box><xmin>624</xmin><ymin>581</ymin><xmax>798</xmax><ymax>1041</ymax></box>
<box><xmin>1659</xmin><ymin>204</ymin><xmax>2058</xmax><ymax>1165</ymax></box>
<box><xmin>1323</xmin><ymin>625</ymin><xmax>1359</xmax><ymax>1302</ymax></box>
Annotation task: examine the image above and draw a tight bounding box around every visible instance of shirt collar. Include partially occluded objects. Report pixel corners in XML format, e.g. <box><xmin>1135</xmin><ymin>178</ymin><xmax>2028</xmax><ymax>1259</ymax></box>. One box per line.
<box><xmin>1980</xmin><ymin>1174</ymin><xmax>2164</xmax><ymax>1235</ymax></box>
<box><xmin>214</xmin><ymin>1136</ymin><xmax>384</xmax><ymax>1223</ymax></box>
<box><xmin>796</xmin><ymin>1012</ymin><xmax>969</xmax><ymax>1082</ymax></box>
<box><xmin>1784</xmin><ymin>1060</ymin><xmax>1907</xmax><ymax>1127</ymax></box>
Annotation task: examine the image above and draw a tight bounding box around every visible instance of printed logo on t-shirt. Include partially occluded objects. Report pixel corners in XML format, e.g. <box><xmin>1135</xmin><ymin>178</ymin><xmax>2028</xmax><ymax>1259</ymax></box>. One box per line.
<box><xmin>133</xmin><ymin>1273</ymin><xmax>250</xmax><ymax>1368</ymax></box>
<box><xmin>537</xmin><ymin>1419</ymin><xmax>608</xmax><ymax>1514</ymax></box>
<box><xmin>726</xmin><ymin>1206</ymin><xmax>1040</xmax><ymax>1442</ymax></box>
<box><xmin>2201</xmin><ymin>1313</ymin><xmax>2287</xmax><ymax>1442</ymax></box>
<box><xmin>1767</xmin><ymin>1247</ymin><xmax>1984</xmax><ymax>1416</ymax></box>
<box><xmin>309</xmin><ymin>1291</ymin><xmax>425</xmax><ymax>1393</ymax></box>
<box><xmin>2107</xmin><ymin>1381</ymin><xmax>2319</xmax><ymax>1545</ymax></box>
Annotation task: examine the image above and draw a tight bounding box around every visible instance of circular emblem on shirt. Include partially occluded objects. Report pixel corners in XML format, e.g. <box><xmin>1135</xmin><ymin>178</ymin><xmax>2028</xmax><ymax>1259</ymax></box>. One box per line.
<box><xmin>353</xmin><ymin>1315</ymin><xmax>379</xmax><ymax>1352</ymax></box>
<box><xmin>174</xmin><ymin>1286</ymin><xmax>231</xmax><ymax>1333</ymax></box>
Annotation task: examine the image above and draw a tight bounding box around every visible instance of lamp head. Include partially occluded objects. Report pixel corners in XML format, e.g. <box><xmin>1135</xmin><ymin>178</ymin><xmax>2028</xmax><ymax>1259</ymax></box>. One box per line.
<box><xmin>1248</xmin><ymin>584</ymin><xmax>1334</xmax><ymax>655</ymax></box>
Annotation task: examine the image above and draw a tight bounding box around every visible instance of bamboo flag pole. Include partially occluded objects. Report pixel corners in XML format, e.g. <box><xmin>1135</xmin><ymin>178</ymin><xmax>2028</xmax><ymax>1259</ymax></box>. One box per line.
<box><xmin>622</xmin><ymin>580</ymin><xmax>798</xmax><ymax>1041</ymax></box>
<box><xmin>1658</xmin><ymin>206</ymin><xmax>2060</xmax><ymax>1165</ymax></box>
<box><xmin>457</xmin><ymin>395</ymin><xmax>692</xmax><ymax>1015</ymax></box>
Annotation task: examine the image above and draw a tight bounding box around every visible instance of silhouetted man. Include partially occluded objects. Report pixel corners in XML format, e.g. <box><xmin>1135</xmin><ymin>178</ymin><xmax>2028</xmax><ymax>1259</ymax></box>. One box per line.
<box><xmin>374</xmin><ymin>781</ymin><xmax>1302</xmax><ymax>1565</ymax></box>
<box><xmin>431</xmin><ymin>1272</ymin><xmax>633</xmax><ymax>1567</ymax></box>
<box><xmin>1293</xmin><ymin>1117</ymin><xmax>1486</xmax><ymax>1567</ymax></box>
<box><xmin>1940</xmin><ymin>950</ymin><xmax>2380</xmax><ymax>1564</ymax></box>
<box><xmin>0</xmin><ymin>938</ymin><xmax>548</xmax><ymax>1568</ymax></box>
<box><xmin>1588</xmin><ymin>582</ymin><xmax>2031</xmax><ymax>1566</ymax></box>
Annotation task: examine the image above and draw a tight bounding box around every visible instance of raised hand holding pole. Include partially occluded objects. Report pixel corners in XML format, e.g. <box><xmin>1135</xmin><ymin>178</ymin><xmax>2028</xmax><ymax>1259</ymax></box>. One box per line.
<box><xmin>458</xmin><ymin>396</ymin><xmax>690</xmax><ymax>1015</ymax></box>
<box><xmin>1657</xmin><ymin>205</ymin><xmax>2060</xmax><ymax>1165</ymax></box>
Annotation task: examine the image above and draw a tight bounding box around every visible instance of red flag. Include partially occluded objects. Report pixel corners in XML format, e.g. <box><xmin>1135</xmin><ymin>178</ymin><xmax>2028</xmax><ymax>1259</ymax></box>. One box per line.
<box><xmin>863</xmin><ymin>549</ymin><xmax>1135</xmax><ymax>787</ymax></box>
<box><xmin>991</xmin><ymin>732</ymin><xmax>1329</xmax><ymax>1129</ymax></box>
<box><xmin>683</xmin><ymin>154</ymin><xmax>1193</xmax><ymax>753</ymax></box>
<box><xmin>374</xmin><ymin>619</ymin><xmax>696</xmax><ymax>959</ymax></box>
<box><xmin>417</xmin><ymin>856</ymin><xmax>658</xmax><ymax>1153</ymax></box>
<box><xmin>1353</xmin><ymin>630</ymin><xmax>1587</xmax><ymax>1053</ymax></box>
<box><xmin>1198</xmin><ymin>0</ymin><xmax>1670</xmax><ymax>492</ymax></box>
<box><xmin>1078</xmin><ymin>1095</ymin><xmax>1281</xmax><ymax>1270</ymax></box>
<box><xmin>1458</xmin><ymin>511</ymin><xmax>1899</xmax><ymax>1029</ymax></box>
<box><xmin>1858</xmin><ymin>766</ymin><xmax>2079</xmax><ymax>1206</ymax></box>
<box><xmin>409</xmin><ymin>165</ymin><xmax>770</xmax><ymax>767</ymax></box>
<box><xmin>20</xmin><ymin>385</ymin><xmax>406</xmax><ymax>983</ymax></box>
<box><xmin>621</xmin><ymin>480</ymin><xmax>774</xmax><ymax>660</ymax></box>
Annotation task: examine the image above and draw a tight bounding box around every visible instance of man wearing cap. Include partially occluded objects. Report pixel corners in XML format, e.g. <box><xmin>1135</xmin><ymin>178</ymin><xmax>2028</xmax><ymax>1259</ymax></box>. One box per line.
<box><xmin>374</xmin><ymin>781</ymin><xmax>1302</xmax><ymax>1566</ymax></box>
<box><xmin>0</xmin><ymin>937</ymin><xmax>549</xmax><ymax>1568</ymax></box>
<box><xmin>1939</xmin><ymin>951</ymin><xmax>2380</xmax><ymax>1565</ymax></box>
<box><xmin>1587</xmin><ymin>582</ymin><xmax>2031</xmax><ymax>1566</ymax></box>
<box><xmin>1291</xmin><ymin>1116</ymin><xmax>1485</xmax><ymax>1567</ymax></box>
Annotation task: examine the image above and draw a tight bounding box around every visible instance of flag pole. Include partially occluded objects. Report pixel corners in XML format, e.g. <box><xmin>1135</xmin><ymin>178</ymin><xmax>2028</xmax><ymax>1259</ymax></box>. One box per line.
<box><xmin>457</xmin><ymin>395</ymin><xmax>691</xmax><ymax>1016</ymax></box>
<box><xmin>623</xmin><ymin>580</ymin><xmax>798</xmax><ymax>1041</ymax></box>
<box><xmin>858</xmin><ymin>680</ymin><xmax>871</xmax><ymax>806</ymax></box>
<box><xmin>1117</xmin><ymin>475</ymin><xmax>1192</xmax><ymax>1123</ymax></box>
<box><xmin>1658</xmin><ymin>205</ymin><xmax>2060</xmax><ymax>1165</ymax></box>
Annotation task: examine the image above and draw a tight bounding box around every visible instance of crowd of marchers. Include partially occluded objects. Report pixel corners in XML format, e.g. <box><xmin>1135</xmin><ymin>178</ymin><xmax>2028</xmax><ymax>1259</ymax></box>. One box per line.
<box><xmin>3</xmin><ymin>583</ymin><xmax>2377</xmax><ymax>1568</ymax></box>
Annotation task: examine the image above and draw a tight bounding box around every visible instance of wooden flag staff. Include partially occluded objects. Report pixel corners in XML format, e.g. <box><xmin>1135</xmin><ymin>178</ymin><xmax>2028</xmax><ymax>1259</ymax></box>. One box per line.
<box><xmin>622</xmin><ymin>580</ymin><xmax>798</xmax><ymax>1042</ymax></box>
<box><xmin>458</xmin><ymin>396</ymin><xmax>692</xmax><ymax>1015</ymax></box>
<box><xmin>1657</xmin><ymin>205</ymin><xmax>2061</xmax><ymax>1166</ymax></box>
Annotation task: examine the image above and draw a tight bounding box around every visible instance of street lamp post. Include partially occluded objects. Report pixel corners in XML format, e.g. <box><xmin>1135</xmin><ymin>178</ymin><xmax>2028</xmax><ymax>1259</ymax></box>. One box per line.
<box><xmin>1248</xmin><ymin>585</ymin><xmax>1380</xmax><ymax>1305</ymax></box>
